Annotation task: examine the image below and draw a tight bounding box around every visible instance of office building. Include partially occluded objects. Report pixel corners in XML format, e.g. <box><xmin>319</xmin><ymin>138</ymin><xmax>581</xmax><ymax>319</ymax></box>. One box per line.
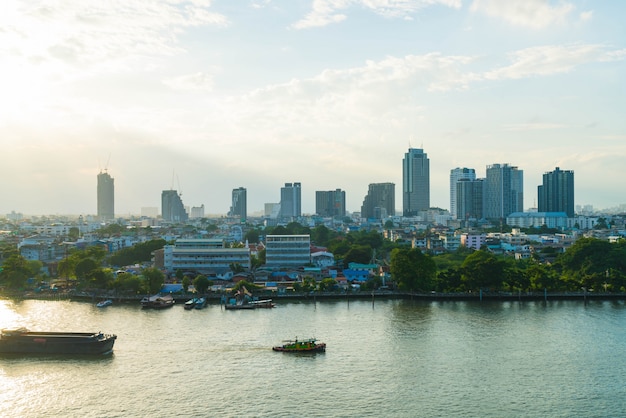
<box><xmin>484</xmin><ymin>164</ymin><xmax>523</xmax><ymax>219</ymax></box>
<box><xmin>161</xmin><ymin>190</ymin><xmax>188</xmax><ymax>222</ymax></box>
<box><xmin>538</xmin><ymin>167</ymin><xmax>575</xmax><ymax>217</ymax></box>
<box><xmin>403</xmin><ymin>148</ymin><xmax>430</xmax><ymax>216</ymax></box>
<box><xmin>279</xmin><ymin>182</ymin><xmax>301</xmax><ymax>219</ymax></box>
<box><xmin>456</xmin><ymin>178</ymin><xmax>484</xmax><ymax>220</ymax></box>
<box><xmin>315</xmin><ymin>189</ymin><xmax>346</xmax><ymax>218</ymax></box>
<box><xmin>265</xmin><ymin>235</ymin><xmax>311</xmax><ymax>268</ymax></box>
<box><xmin>97</xmin><ymin>170</ymin><xmax>114</xmax><ymax>221</ymax></box>
<box><xmin>361</xmin><ymin>183</ymin><xmax>395</xmax><ymax>219</ymax></box>
<box><xmin>229</xmin><ymin>187</ymin><xmax>247</xmax><ymax>222</ymax></box>
<box><xmin>450</xmin><ymin>168</ymin><xmax>476</xmax><ymax>219</ymax></box>
<box><xmin>163</xmin><ymin>239</ymin><xmax>250</xmax><ymax>277</ymax></box>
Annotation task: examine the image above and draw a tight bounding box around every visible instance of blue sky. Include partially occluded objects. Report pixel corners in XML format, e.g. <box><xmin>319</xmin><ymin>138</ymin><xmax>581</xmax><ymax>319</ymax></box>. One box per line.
<box><xmin>1</xmin><ymin>0</ymin><xmax>624</xmax><ymax>216</ymax></box>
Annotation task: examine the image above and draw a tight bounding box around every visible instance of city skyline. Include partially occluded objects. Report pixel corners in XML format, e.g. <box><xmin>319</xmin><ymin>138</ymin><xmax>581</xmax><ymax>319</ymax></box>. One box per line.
<box><xmin>1</xmin><ymin>1</ymin><xmax>625</xmax><ymax>216</ymax></box>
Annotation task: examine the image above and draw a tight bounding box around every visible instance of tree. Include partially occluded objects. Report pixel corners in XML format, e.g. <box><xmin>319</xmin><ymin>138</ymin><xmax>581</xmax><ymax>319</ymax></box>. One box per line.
<box><xmin>343</xmin><ymin>245</ymin><xmax>372</xmax><ymax>265</ymax></box>
<box><xmin>75</xmin><ymin>258</ymin><xmax>99</xmax><ymax>281</ymax></box>
<box><xmin>460</xmin><ymin>250</ymin><xmax>505</xmax><ymax>291</ymax></box>
<box><xmin>193</xmin><ymin>275</ymin><xmax>211</xmax><ymax>294</ymax></box>
<box><xmin>390</xmin><ymin>248</ymin><xmax>436</xmax><ymax>292</ymax></box>
<box><xmin>182</xmin><ymin>276</ymin><xmax>191</xmax><ymax>293</ymax></box>
<box><xmin>142</xmin><ymin>267</ymin><xmax>165</xmax><ymax>294</ymax></box>
<box><xmin>0</xmin><ymin>254</ymin><xmax>31</xmax><ymax>289</ymax></box>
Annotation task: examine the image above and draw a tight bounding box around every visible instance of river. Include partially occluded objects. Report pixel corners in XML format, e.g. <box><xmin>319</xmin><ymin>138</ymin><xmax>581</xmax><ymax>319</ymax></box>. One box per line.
<box><xmin>1</xmin><ymin>297</ymin><xmax>625</xmax><ymax>417</ymax></box>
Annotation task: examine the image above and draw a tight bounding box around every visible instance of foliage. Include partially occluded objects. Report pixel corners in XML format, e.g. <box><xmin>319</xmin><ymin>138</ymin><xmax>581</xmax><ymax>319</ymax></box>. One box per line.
<box><xmin>0</xmin><ymin>254</ymin><xmax>31</xmax><ymax>289</ymax></box>
<box><xmin>111</xmin><ymin>272</ymin><xmax>143</xmax><ymax>294</ymax></box>
<box><xmin>193</xmin><ymin>275</ymin><xmax>211</xmax><ymax>294</ymax></box>
<box><xmin>108</xmin><ymin>239</ymin><xmax>166</xmax><ymax>267</ymax></box>
<box><xmin>460</xmin><ymin>250</ymin><xmax>505</xmax><ymax>291</ymax></box>
<box><xmin>343</xmin><ymin>245</ymin><xmax>372</xmax><ymax>265</ymax></box>
<box><xmin>182</xmin><ymin>276</ymin><xmax>191</xmax><ymax>293</ymax></box>
<box><xmin>390</xmin><ymin>248</ymin><xmax>436</xmax><ymax>291</ymax></box>
<box><xmin>142</xmin><ymin>267</ymin><xmax>165</xmax><ymax>294</ymax></box>
<box><xmin>318</xmin><ymin>278</ymin><xmax>338</xmax><ymax>291</ymax></box>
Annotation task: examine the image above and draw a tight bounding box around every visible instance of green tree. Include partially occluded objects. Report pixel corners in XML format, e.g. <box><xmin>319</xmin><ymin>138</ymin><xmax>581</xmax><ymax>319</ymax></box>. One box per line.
<box><xmin>193</xmin><ymin>275</ymin><xmax>211</xmax><ymax>294</ymax></box>
<box><xmin>460</xmin><ymin>250</ymin><xmax>505</xmax><ymax>291</ymax></box>
<box><xmin>343</xmin><ymin>245</ymin><xmax>372</xmax><ymax>265</ymax></box>
<box><xmin>0</xmin><ymin>254</ymin><xmax>31</xmax><ymax>289</ymax></box>
<box><xmin>318</xmin><ymin>278</ymin><xmax>338</xmax><ymax>292</ymax></box>
<box><xmin>390</xmin><ymin>248</ymin><xmax>436</xmax><ymax>292</ymax></box>
<box><xmin>75</xmin><ymin>258</ymin><xmax>99</xmax><ymax>281</ymax></box>
<box><xmin>182</xmin><ymin>276</ymin><xmax>191</xmax><ymax>293</ymax></box>
<box><xmin>142</xmin><ymin>267</ymin><xmax>165</xmax><ymax>294</ymax></box>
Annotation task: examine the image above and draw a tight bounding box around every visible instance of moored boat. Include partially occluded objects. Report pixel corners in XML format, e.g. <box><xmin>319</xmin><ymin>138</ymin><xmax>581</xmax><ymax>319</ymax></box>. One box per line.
<box><xmin>272</xmin><ymin>338</ymin><xmax>326</xmax><ymax>353</ymax></box>
<box><xmin>0</xmin><ymin>327</ymin><xmax>117</xmax><ymax>355</ymax></box>
<box><xmin>184</xmin><ymin>298</ymin><xmax>198</xmax><ymax>310</ymax></box>
<box><xmin>96</xmin><ymin>299</ymin><xmax>113</xmax><ymax>308</ymax></box>
<box><xmin>141</xmin><ymin>294</ymin><xmax>175</xmax><ymax>309</ymax></box>
<box><xmin>194</xmin><ymin>297</ymin><xmax>206</xmax><ymax>309</ymax></box>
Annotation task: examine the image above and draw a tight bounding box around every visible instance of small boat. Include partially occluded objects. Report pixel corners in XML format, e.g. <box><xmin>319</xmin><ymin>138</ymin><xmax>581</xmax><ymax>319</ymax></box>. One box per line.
<box><xmin>248</xmin><ymin>299</ymin><xmax>275</xmax><ymax>308</ymax></box>
<box><xmin>141</xmin><ymin>294</ymin><xmax>175</xmax><ymax>309</ymax></box>
<box><xmin>194</xmin><ymin>297</ymin><xmax>206</xmax><ymax>309</ymax></box>
<box><xmin>96</xmin><ymin>299</ymin><xmax>113</xmax><ymax>308</ymax></box>
<box><xmin>0</xmin><ymin>327</ymin><xmax>117</xmax><ymax>355</ymax></box>
<box><xmin>272</xmin><ymin>338</ymin><xmax>326</xmax><ymax>353</ymax></box>
<box><xmin>184</xmin><ymin>298</ymin><xmax>198</xmax><ymax>310</ymax></box>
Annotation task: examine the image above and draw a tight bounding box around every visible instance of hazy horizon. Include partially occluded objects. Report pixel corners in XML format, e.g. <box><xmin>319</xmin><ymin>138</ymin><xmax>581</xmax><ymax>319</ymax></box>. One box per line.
<box><xmin>2</xmin><ymin>1</ymin><xmax>624</xmax><ymax>216</ymax></box>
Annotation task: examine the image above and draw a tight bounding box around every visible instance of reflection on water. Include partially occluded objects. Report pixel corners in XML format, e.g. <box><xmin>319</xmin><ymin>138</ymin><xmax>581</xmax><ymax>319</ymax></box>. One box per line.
<box><xmin>1</xmin><ymin>298</ymin><xmax>626</xmax><ymax>417</ymax></box>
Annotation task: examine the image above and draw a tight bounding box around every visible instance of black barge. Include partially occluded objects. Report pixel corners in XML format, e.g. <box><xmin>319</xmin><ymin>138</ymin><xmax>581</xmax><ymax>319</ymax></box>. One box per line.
<box><xmin>0</xmin><ymin>327</ymin><xmax>117</xmax><ymax>355</ymax></box>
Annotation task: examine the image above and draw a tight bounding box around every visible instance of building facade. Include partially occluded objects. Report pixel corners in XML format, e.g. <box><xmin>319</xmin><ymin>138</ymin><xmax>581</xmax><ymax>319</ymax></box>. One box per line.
<box><xmin>315</xmin><ymin>189</ymin><xmax>346</xmax><ymax>218</ymax></box>
<box><xmin>229</xmin><ymin>187</ymin><xmax>247</xmax><ymax>222</ymax></box>
<box><xmin>456</xmin><ymin>178</ymin><xmax>484</xmax><ymax>220</ymax></box>
<box><xmin>279</xmin><ymin>182</ymin><xmax>301</xmax><ymax>219</ymax></box>
<box><xmin>161</xmin><ymin>190</ymin><xmax>188</xmax><ymax>222</ymax></box>
<box><xmin>265</xmin><ymin>234</ymin><xmax>311</xmax><ymax>268</ymax></box>
<box><xmin>450</xmin><ymin>167</ymin><xmax>476</xmax><ymax>219</ymax></box>
<box><xmin>361</xmin><ymin>183</ymin><xmax>395</xmax><ymax>220</ymax></box>
<box><xmin>403</xmin><ymin>148</ymin><xmax>430</xmax><ymax>216</ymax></box>
<box><xmin>484</xmin><ymin>163</ymin><xmax>523</xmax><ymax>219</ymax></box>
<box><xmin>163</xmin><ymin>239</ymin><xmax>250</xmax><ymax>278</ymax></box>
<box><xmin>97</xmin><ymin>171</ymin><xmax>114</xmax><ymax>221</ymax></box>
<box><xmin>538</xmin><ymin>167</ymin><xmax>575</xmax><ymax>217</ymax></box>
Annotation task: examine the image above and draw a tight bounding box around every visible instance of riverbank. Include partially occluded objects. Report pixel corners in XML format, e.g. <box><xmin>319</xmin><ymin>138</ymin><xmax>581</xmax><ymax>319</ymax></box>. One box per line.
<box><xmin>4</xmin><ymin>289</ymin><xmax>626</xmax><ymax>303</ymax></box>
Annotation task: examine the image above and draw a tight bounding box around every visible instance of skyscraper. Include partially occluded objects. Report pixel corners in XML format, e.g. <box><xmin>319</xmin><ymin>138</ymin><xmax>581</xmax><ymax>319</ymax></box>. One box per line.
<box><xmin>361</xmin><ymin>183</ymin><xmax>395</xmax><ymax>219</ymax></box>
<box><xmin>456</xmin><ymin>178</ymin><xmax>484</xmax><ymax>220</ymax></box>
<box><xmin>403</xmin><ymin>148</ymin><xmax>430</xmax><ymax>216</ymax></box>
<box><xmin>229</xmin><ymin>187</ymin><xmax>247</xmax><ymax>222</ymax></box>
<box><xmin>450</xmin><ymin>167</ymin><xmax>476</xmax><ymax>219</ymax></box>
<box><xmin>484</xmin><ymin>163</ymin><xmax>524</xmax><ymax>219</ymax></box>
<box><xmin>538</xmin><ymin>167</ymin><xmax>574</xmax><ymax>217</ymax></box>
<box><xmin>97</xmin><ymin>170</ymin><xmax>114</xmax><ymax>221</ymax></box>
<box><xmin>279</xmin><ymin>182</ymin><xmax>301</xmax><ymax>219</ymax></box>
<box><xmin>315</xmin><ymin>189</ymin><xmax>346</xmax><ymax>218</ymax></box>
<box><xmin>161</xmin><ymin>190</ymin><xmax>188</xmax><ymax>222</ymax></box>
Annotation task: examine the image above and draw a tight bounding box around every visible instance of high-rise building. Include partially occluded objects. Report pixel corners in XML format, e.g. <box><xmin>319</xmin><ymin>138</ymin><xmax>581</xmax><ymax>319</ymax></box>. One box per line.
<box><xmin>315</xmin><ymin>189</ymin><xmax>346</xmax><ymax>218</ymax></box>
<box><xmin>450</xmin><ymin>168</ymin><xmax>476</xmax><ymax>219</ymax></box>
<box><xmin>279</xmin><ymin>182</ymin><xmax>301</xmax><ymax>219</ymax></box>
<box><xmin>538</xmin><ymin>167</ymin><xmax>574</xmax><ymax>217</ymax></box>
<box><xmin>456</xmin><ymin>178</ymin><xmax>484</xmax><ymax>220</ymax></box>
<box><xmin>97</xmin><ymin>170</ymin><xmax>114</xmax><ymax>221</ymax></box>
<box><xmin>361</xmin><ymin>183</ymin><xmax>395</xmax><ymax>219</ymax></box>
<box><xmin>161</xmin><ymin>190</ymin><xmax>188</xmax><ymax>222</ymax></box>
<box><xmin>484</xmin><ymin>163</ymin><xmax>524</xmax><ymax>219</ymax></box>
<box><xmin>229</xmin><ymin>187</ymin><xmax>247</xmax><ymax>222</ymax></box>
<box><xmin>403</xmin><ymin>148</ymin><xmax>430</xmax><ymax>216</ymax></box>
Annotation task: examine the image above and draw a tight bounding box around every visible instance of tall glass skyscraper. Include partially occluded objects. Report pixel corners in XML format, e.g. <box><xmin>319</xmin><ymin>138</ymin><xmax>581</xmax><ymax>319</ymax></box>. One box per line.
<box><xmin>161</xmin><ymin>190</ymin><xmax>188</xmax><ymax>222</ymax></box>
<box><xmin>97</xmin><ymin>171</ymin><xmax>114</xmax><ymax>221</ymax></box>
<box><xmin>484</xmin><ymin>163</ymin><xmax>524</xmax><ymax>219</ymax></box>
<box><xmin>315</xmin><ymin>189</ymin><xmax>346</xmax><ymax>218</ymax></box>
<box><xmin>403</xmin><ymin>148</ymin><xmax>429</xmax><ymax>216</ymax></box>
<box><xmin>279</xmin><ymin>182</ymin><xmax>301</xmax><ymax>219</ymax></box>
<box><xmin>538</xmin><ymin>167</ymin><xmax>574</xmax><ymax>217</ymax></box>
<box><xmin>450</xmin><ymin>167</ymin><xmax>476</xmax><ymax>219</ymax></box>
<box><xmin>361</xmin><ymin>183</ymin><xmax>395</xmax><ymax>219</ymax></box>
<box><xmin>229</xmin><ymin>187</ymin><xmax>247</xmax><ymax>222</ymax></box>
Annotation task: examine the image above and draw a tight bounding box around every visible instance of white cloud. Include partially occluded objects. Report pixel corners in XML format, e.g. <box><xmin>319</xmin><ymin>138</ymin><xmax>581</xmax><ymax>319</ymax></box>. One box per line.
<box><xmin>579</xmin><ymin>10</ymin><xmax>593</xmax><ymax>22</ymax></box>
<box><xmin>470</xmin><ymin>0</ymin><xmax>575</xmax><ymax>29</ymax></box>
<box><xmin>291</xmin><ymin>0</ymin><xmax>461</xmax><ymax>29</ymax></box>
<box><xmin>163</xmin><ymin>72</ymin><xmax>215</xmax><ymax>92</ymax></box>
<box><xmin>484</xmin><ymin>44</ymin><xmax>620</xmax><ymax>80</ymax></box>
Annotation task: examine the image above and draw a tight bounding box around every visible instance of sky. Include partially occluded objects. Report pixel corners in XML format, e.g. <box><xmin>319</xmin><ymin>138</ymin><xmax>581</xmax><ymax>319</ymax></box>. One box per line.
<box><xmin>1</xmin><ymin>0</ymin><xmax>625</xmax><ymax>217</ymax></box>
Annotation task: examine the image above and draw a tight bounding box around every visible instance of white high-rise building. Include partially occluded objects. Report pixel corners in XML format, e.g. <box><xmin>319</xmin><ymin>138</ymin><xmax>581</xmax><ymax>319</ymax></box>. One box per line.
<box><xmin>450</xmin><ymin>168</ymin><xmax>476</xmax><ymax>219</ymax></box>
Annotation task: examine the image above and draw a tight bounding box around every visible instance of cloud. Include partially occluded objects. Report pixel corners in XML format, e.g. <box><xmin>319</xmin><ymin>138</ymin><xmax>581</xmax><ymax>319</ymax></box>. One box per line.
<box><xmin>484</xmin><ymin>44</ymin><xmax>622</xmax><ymax>80</ymax></box>
<box><xmin>470</xmin><ymin>0</ymin><xmax>575</xmax><ymax>29</ymax></box>
<box><xmin>163</xmin><ymin>72</ymin><xmax>215</xmax><ymax>92</ymax></box>
<box><xmin>291</xmin><ymin>0</ymin><xmax>461</xmax><ymax>29</ymax></box>
<box><xmin>0</xmin><ymin>0</ymin><xmax>229</xmax><ymax>72</ymax></box>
